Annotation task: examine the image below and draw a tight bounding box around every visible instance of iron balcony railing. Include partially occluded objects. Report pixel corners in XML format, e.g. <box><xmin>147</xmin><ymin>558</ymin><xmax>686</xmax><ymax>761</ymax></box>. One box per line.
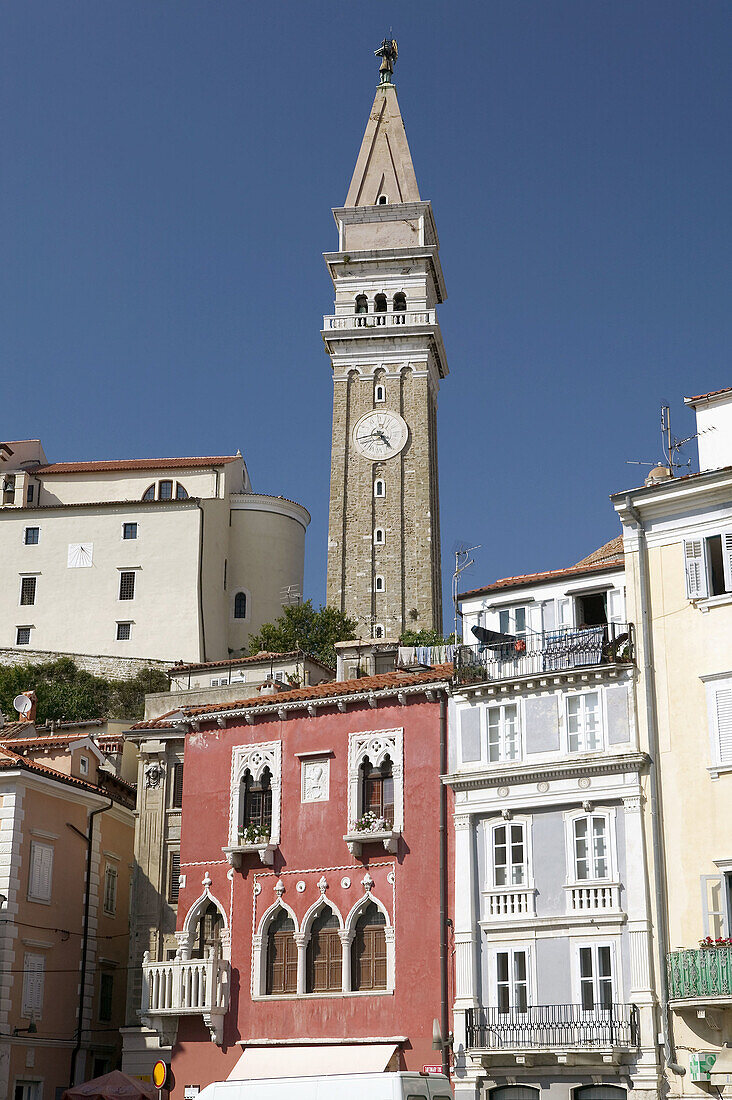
<box><xmin>454</xmin><ymin>623</ymin><xmax>634</xmax><ymax>687</ymax></box>
<box><xmin>668</xmin><ymin>947</ymin><xmax>732</xmax><ymax>1001</ymax></box>
<box><xmin>465</xmin><ymin>1003</ymin><xmax>639</xmax><ymax>1050</ymax></box>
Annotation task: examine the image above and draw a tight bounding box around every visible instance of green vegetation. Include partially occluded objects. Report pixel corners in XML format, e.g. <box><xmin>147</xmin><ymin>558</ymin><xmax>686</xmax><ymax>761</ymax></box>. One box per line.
<box><xmin>399</xmin><ymin>629</ymin><xmax>457</xmax><ymax>646</ymax></box>
<box><xmin>0</xmin><ymin>658</ymin><xmax>169</xmax><ymax>724</ymax></box>
<box><xmin>247</xmin><ymin>601</ymin><xmax>357</xmax><ymax>668</ymax></box>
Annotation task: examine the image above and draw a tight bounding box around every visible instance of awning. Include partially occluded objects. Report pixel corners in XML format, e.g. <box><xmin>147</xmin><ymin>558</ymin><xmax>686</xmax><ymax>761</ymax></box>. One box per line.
<box><xmin>228</xmin><ymin>1043</ymin><xmax>400</xmax><ymax>1080</ymax></box>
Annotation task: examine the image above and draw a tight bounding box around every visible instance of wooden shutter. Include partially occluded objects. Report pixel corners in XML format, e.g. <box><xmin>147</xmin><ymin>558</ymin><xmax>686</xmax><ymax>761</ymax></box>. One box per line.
<box><xmin>715</xmin><ymin>687</ymin><xmax>732</xmax><ymax>765</ymax></box>
<box><xmin>722</xmin><ymin>531</ymin><xmax>732</xmax><ymax>593</ymax></box>
<box><xmin>683</xmin><ymin>539</ymin><xmax>708</xmax><ymax>598</ymax></box>
<box><xmin>22</xmin><ymin>953</ymin><xmax>45</xmax><ymax>1016</ymax></box>
<box><xmin>29</xmin><ymin>842</ymin><xmax>53</xmax><ymax>901</ymax></box>
<box><xmin>104</xmin><ymin>866</ymin><xmax>118</xmax><ymax>914</ymax></box>
<box><xmin>267</xmin><ymin>917</ymin><xmax>297</xmax><ymax>994</ymax></box>
<box><xmin>352</xmin><ymin>922</ymin><xmax>387</xmax><ymax>991</ymax></box>
<box><xmin>168</xmin><ymin>852</ymin><xmax>180</xmax><ymax>903</ymax></box>
<box><xmin>171</xmin><ymin>763</ymin><xmax>184</xmax><ymax>808</ymax></box>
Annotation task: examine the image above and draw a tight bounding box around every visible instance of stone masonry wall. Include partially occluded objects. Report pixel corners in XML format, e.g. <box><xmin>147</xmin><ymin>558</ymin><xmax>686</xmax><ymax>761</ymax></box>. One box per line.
<box><xmin>0</xmin><ymin>647</ymin><xmax>171</xmax><ymax>681</ymax></box>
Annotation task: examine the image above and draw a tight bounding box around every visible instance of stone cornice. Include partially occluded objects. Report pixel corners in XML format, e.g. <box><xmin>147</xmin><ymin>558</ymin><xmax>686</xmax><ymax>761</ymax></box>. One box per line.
<box><xmin>443</xmin><ymin>751</ymin><xmax>649</xmax><ymax>791</ymax></box>
<box><xmin>612</xmin><ymin>467</ymin><xmax>732</xmax><ymax>523</ymax></box>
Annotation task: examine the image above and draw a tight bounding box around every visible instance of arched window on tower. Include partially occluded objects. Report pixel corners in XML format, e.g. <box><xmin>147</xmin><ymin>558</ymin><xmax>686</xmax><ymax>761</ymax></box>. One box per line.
<box><xmin>355</xmin><ymin>295</ymin><xmax>368</xmax><ymax>327</ymax></box>
<box><xmin>373</xmin><ymin>624</ymin><xmax>384</xmax><ymax>639</ymax></box>
<box><xmin>351</xmin><ymin>901</ymin><xmax>387</xmax><ymax>991</ymax></box>
<box><xmin>378</xmin><ymin>195</ymin><xmax>388</xmax><ymax>205</ymax></box>
<box><xmin>375</xmin><ymin>575</ymin><xmax>385</xmax><ymax>593</ymax></box>
<box><xmin>306</xmin><ymin>906</ymin><xmax>341</xmax><ymax>993</ymax></box>
<box><xmin>374</xmin><ymin>479</ymin><xmax>385</xmax><ymax>499</ymax></box>
<box><xmin>239</xmin><ymin>767</ymin><xmax>272</xmax><ymax>839</ymax></box>
<box><xmin>374</xmin><ymin>383</ymin><xmax>386</xmax><ymax>403</ymax></box>
<box><xmin>234</xmin><ymin>591</ymin><xmax>247</xmax><ymax>619</ymax></box>
<box><xmin>266</xmin><ymin>909</ymin><xmax>297</xmax><ymax>994</ymax></box>
<box><xmin>374</xmin><ymin>294</ymin><xmax>387</xmax><ymax>326</ymax></box>
<box><xmin>393</xmin><ymin>292</ymin><xmax>407</xmax><ymax>325</ymax></box>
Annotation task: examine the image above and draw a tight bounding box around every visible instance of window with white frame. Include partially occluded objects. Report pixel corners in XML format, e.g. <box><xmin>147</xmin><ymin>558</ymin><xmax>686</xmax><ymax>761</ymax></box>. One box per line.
<box><xmin>347</xmin><ymin>728</ymin><xmax>403</xmax><ymax>834</ymax></box>
<box><xmin>374</xmin><ymin>478</ymin><xmax>385</xmax><ymax>498</ymax></box>
<box><xmin>28</xmin><ymin>841</ymin><xmax>53</xmax><ymax>902</ymax></box>
<box><xmin>230</xmin><ymin>742</ymin><xmax>282</xmax><ymax>848</ymax></box>
<box><xmin>577</xmin><ymin>943</ymin><xmax>614</xmax><ymax>1010</ymax></box>
<box><xmin>13</xmin><ymin>1081</ymin><xmax>43</xmax><ymax>1100</ymax></box>
<box><xmin>499</xmin><ymin>606</ymin><xmax>529</xmax><ymax>641</ymax></box>
<box><xmin>375</xmin><ymin>383</ymin><xmax>386</xmax><ymax>403</ymax></box>
<box><xmin>116</xmin><ymin>622</ymin><xmax>131</xmax><ymax>641</ymax></box>
<box><xmin>24</xmin><ymin>526</ymin><xmax>39</xmax><ymax>545</ymax></box>
<box><xmin>487</xmin><ymin>703</ymin><xmax>519</xmax><ymax>762</ymax></box>
<box><xmin>573</xmin><ymin>815</ymin><xmax>610</xmax><ymax>881</ymax></box>
<box><xmin>103</xmin><ymin>864</ymin><xmax>118</xmax><ymax>915</ymax></box>
<box><xmin>374</xmin><ymin>575</ymin><xmax>385</xmax><ymax>593</ymax></box>
<box><xmin>566</xmin><ymin>691</ymin><xmax>602</xmax><ymax>752</ymax></box>
<box><xmin>79</xmin><ymin>755</ymin><xmax>89</xmax><ymax>776</ymax></box>
<box><xmin>492</xmin><ymin>822</ymin><xmax>528</xmax><ymax>887</ymax></box>
<box><xmin>21</xmin><ymin>953</ymin><xmax>45</xmax><ymax>1017</ymax></box>
<box><xmin>705</xmin><ymin>675</ymin><xmax>732</xmax><ymax>773</ymax></box>
<box><xmin>495</xmin><ymin>947</ymin><xmax>529</xmax><ymax>1012</ymax></box>
<box><xmin>373</xmin><ymin>623</ymin><xmax>384</xmax><ymax>639</ymax></box>
<box><xmin>374</xmin><ymin>527</ymin><xmax>385</xmax><ymax>545</ymax></box>
<box><xmin>119</xmin><ymin>571</ymin><xmax>136</xmax><ymax>600</ymax></box>
<box><xmin>684</xmin><ymin>532</ymin><xmax>732</xmax><ymax>599</ymax></box>
<box><xmin>16</xmin><ymin>626</ymin><xmax>31</xmax><ymax>646</ymax></box>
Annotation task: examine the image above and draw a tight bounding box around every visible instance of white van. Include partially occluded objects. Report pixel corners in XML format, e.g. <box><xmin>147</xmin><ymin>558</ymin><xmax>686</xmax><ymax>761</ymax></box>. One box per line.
<box><xmin>195</xmin><ymin>1072</ymin><xmax>453</xmax><ymax>1100</ymax></box>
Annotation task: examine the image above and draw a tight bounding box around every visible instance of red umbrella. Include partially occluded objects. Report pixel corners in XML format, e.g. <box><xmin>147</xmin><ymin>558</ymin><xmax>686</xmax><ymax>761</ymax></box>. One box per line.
<box><xmin>61</xmin><ymin>1070</ymin><xmax>158</xmax><ymax>1100</ymax></box>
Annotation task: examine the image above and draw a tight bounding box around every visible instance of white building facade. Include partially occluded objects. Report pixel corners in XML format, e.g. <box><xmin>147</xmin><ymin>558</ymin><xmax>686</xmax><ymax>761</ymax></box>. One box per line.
<box><xmin>448</xmin><ymin>546</ymin><xmax>662</xmax><ymax>1100</ymax></box>
<box><xmin>0</xmin><ymin>440</ymin><xmax>309</xmax><ymax>671</ymax></box>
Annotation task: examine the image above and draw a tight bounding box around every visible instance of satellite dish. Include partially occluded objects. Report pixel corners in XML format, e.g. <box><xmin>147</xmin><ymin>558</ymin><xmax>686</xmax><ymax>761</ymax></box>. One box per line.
<box><xmin>13</xmin><ymin>695</ymin><xmax>31</xmax><ymax>716</ymax></box>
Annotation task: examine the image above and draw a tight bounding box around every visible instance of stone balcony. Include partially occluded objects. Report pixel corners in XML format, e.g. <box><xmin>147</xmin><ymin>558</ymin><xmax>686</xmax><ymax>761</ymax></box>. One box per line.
<box><xmin>141</xmin><ymin>949</ymin><xmax>230</xmax><ymax>1045</ymax></box>
<box><xmin>323</xmin><ymin>308</ymin><xmax>437</xmax><ymax>331</ymax></box>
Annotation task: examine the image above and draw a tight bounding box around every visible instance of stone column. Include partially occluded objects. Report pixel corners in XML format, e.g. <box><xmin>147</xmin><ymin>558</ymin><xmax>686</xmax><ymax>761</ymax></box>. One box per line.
<box><xmin>452</xmin><ymin>813</ymin><xmax>480</xmax><ymax>1079</ymax></box>
<box><xmin>339</xmin><ymin>930</ymin><xmax>353</xmax><ymax>993</ymax></box>
<box><xmin>294</xmin><ymin>932</ymin><xmax>308</xmax><ymax>995</ymax></box>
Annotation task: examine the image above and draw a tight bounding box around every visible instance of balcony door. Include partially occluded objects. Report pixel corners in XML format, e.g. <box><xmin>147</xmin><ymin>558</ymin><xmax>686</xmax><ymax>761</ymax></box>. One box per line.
<box><xmin>495</xmin><ymin>948</ymin><xmax>529</xmax><ymax>1014</ymax></box>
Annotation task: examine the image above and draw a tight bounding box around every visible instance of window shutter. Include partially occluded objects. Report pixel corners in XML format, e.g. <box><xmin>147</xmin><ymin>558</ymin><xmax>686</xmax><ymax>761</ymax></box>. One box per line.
<box><xmin>715</xmin><ymin>687</ymin><xmax>732</xmax><ymax>764</ymax></box>
<box><xmin>683</xmin><ymin>539</ymin><xmax>708</xmax><ymax>598</ymax></box>
<box><xmin>168</xmin><ymin>852</ymin><xmax>180</xmax><ymax>903</ymax></box>
<box><xmin>29</xmin><ymin>842</ymin><xmax>53</xmax><ymax>901</ymax></box>
<box><xmin>22</xmin><ymin>953</ymin><xmax>45</xmax><ymax>1016</ymax></box>
<box><xmin>722</xmin><ymin>531</ymin><xmax>732</xmax><ymax>593</ymax></box>
<box><xmin>557</xmin><ymin>599</ymin><xmax>571</xmax><ymax>628</ymax></box>
<box><xmin>172</xmin><ymin>763</ymin><xmax>184</xmax><ymax>808</ymax></box>
<box><xmin>608</xmin><ymin>588</ymin><xmax>624</xmax><ymax>623</ymax></box>
<box><xmin>701</xmin><ymin>874</ymin><xmax>726</xmax><ymax>937</ymax></box>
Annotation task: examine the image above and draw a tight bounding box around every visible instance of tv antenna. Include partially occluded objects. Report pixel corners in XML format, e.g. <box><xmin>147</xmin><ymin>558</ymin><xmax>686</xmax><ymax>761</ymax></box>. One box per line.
<box><xmin>626</xmin><ymin>403</ymin><xmax>696</xmax><ymax>476</ymax></box>
<box><xmin>453</xmin><ymin>544</ymin><xmax>480</xmax><ymax>644</ymax></box>
<box><xmin>280</xmin><ymin>584</ymin><xmax>301</xmax><ymax>607</ymax></box>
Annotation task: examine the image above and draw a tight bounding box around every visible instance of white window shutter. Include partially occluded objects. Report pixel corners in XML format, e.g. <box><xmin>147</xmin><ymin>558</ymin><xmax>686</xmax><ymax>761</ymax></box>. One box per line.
<box><xmin>722</xmin><ymin>531</ymin><xmax>732</xmax><ymax>593</ymax></box>
<box><xmin>715</xmin><ymin>687</ymin><xmax>732</xmax><ymax>764</ymax></box>
<box><xmin>701</xmin><ymin>874</ymin><xmax>726</xmax><ymax>937</ymax></box>
<box><xmin>683</xmin><ymin>539</ymin><xmax>708</xmax><ymax>599</ymax></box>
<box><xmin>608</xmin><ymin>588</ymin><xmax>624</xmax><ymax>623</ymax></box>
<box><xmin>557</xmin><ymin>598</ymin><xmax>571</xmax><ymax>628</ymax></box>
<box><xmin>22</xmin><ymin>953</ymin><xmax>45</xmax><ymax>1016</ymax></box>
<box><xmin>29</xmin><ymin>842</ymin><xmax>53</xmax><ymax>901</ymax></box>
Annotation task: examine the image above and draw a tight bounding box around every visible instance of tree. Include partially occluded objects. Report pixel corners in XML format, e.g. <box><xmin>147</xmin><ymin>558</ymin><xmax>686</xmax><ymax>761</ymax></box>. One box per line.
<box><xmin>0</xmin><ymin>658</ymin><xmax>169</xmax><ymax>724</ymax></box>
<box><xmin>247</xmin><ymin>601</ymin><xmax>357</xmax><ymax>668</ymax></box>
<box><xmin>399</xmin><ymin>628</ymin><xmax>457</xmax><ymax>646</ymax></box>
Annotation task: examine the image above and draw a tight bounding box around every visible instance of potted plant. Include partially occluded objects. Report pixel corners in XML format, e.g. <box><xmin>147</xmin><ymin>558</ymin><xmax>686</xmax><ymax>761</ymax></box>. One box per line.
<box><xmin>238</xmin><ymin>823</ymin><xmax>270</xmax><ymax>845</ymax></box>
<box><xmin>351</xmin><ymin>811</ymin><xmax>392</xmax><ymax>834</ymax></box>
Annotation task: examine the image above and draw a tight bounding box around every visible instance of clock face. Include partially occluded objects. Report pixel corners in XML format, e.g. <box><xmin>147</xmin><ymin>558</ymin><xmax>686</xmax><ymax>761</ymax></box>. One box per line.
<box><xmin>353</xmin><ymin>410</ymin><xmax>409</xmax><ymax>460</ymax></box>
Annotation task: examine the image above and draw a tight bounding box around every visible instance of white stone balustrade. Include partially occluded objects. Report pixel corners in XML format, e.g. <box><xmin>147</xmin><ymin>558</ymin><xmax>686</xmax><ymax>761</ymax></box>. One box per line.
<box><xmin>323</xmin><ymin>309</ymin><xmax>437</xmax><ymax>330</ymax></box>
<box><xmin>141</xmin><ymin>950</ymin><xmax>229</xmax><ymax>1044</ymax></box>
<box><xmin>568</xmin><ymin>883</ymin><xmax>621</xmax><ymax>912</ymax></box>
<box><xmin>484</xmin><ymin>888</ymin><xmax>536</xmax><ymax>919</ymax></box>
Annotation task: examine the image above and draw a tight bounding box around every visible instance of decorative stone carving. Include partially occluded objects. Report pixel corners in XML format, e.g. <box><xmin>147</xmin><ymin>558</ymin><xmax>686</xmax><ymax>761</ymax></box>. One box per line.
<box><xmin>341</xmin><ymin>876</ymin><xmax>351</xmax><ymax>889</ymax></box>
<box><xmin>361</xmin><ymin>872</ymin><xmax>374</xmax><ymax>893</ymax></box>
<box><xmin>144</xmin><ymin>761</ymin><xmax>165</xmax><ymax>789</ymax></box>
<box><xmin>274</xmin><ymin>879</ymin><xmax>285</xmax><ymax>896</ymax></box>
<box><xmin>302</xmin><ymin>757</ymin><xmax>330</xmax><ymax>803</ymax></box>
<box><xmin>387</xmin><ymin>870</ymin><xmax>395</xmax><ymax>885</ymax></box>
<box><xmin>318</xmin><ymin>876</ymin><xmax>328</xmax><ymax>894</ymax></box>
<box><xmin>296</xmin><ymin>880</ymin><xmax>306</xmax><ymax>893</ymax></box>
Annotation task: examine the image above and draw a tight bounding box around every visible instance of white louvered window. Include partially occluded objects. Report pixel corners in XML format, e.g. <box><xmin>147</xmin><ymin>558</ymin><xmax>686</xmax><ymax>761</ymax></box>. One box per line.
<box><xmin>22</xmin><ymin>953</ymin><xmax>45</xmax><ymax>1017</ymax></box>
<box><xmin>103</xmin><ymin>864</ymin><xmax>118</xmax><ymax>915</ymax></box>
<box><xmin>684</xmin><ymin>531</ymin><xmax>732</xmax><ymax>599</ymax></box>
<box><xmin>28</xmin><ymin>841</ymin><xmax>53</xmax><ymax>902</ymax></box>
<box><xmin>710</xmin><ymin>682</ymin><xmax>732</xmax><ymax>767</ymax></box>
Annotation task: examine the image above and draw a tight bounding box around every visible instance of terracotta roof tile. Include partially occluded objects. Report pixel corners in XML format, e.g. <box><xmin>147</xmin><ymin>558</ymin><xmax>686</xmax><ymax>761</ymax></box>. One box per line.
<box><xmin>687</xmin><ymin>387</ymin><xmax>732</xmax><ymax>402</ymax></box>
<box><xmin>459</xmin><ymin>556</ymin><xmax>624</xmax><ymax>601</ymax></box>
<box><xmin>131</xmin><ymin>665</ymin><xmax>452</xmax><ymax>728</ymax></box>
<box><xmin>574</xmin><ymin>535</ymin><xmax>624</xmax><ymax>567</ymax></box>
<box><xmin>168</xmin><ymin>651</ymin><xmax>335</xmax><ymax>676</ymax></box>
<box><xmin>0</xmin><ymin>744</ymin><xmax>128</xmax><ymax>800</ymax></box>
<box><xmin>35</xmin><ymin>456</ymin><xmax>239</xmax><ymax>475</ymax></box>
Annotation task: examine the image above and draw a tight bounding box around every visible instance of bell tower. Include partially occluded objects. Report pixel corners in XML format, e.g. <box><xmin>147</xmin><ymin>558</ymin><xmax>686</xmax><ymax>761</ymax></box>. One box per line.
<box><xmin>323</xmin><ymin>40</ymin><xmax>448</xmax><ymax>639</ymax></box>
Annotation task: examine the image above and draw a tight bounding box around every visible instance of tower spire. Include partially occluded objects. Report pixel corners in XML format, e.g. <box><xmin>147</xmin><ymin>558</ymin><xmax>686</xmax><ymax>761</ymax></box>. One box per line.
<box><xmin>344</xmin><ymin>40</ymin><xmax>420</xmax><ymax>208</ymax></box>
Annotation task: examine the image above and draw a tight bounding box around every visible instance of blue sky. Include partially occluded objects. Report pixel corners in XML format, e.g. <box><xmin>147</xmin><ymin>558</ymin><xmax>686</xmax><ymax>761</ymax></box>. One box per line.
<box><xmin>3</xmin><ymin>2</ymin><xmax>730</xmax><ymax>613</ymax></box>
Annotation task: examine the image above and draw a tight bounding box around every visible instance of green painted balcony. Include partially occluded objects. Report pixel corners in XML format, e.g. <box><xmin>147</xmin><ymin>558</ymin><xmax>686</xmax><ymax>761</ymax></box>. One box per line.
<box><xmin>667</xmin><ymin>947</ymin><xmax>732</xmax><ymax>1006</ymax></box>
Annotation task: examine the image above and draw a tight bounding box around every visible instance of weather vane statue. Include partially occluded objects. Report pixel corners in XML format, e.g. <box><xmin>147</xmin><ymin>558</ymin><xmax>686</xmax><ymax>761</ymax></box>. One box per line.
<box><xmin>375</xmin><ymin>37</ymin><xmax>398</xmax><ymax>85</ymax></box>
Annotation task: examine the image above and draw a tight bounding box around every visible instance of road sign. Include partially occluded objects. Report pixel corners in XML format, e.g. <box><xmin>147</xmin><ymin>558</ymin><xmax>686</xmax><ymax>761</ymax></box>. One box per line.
<box><xmin>422</xmin><ymin>1065</ymin><xmax>442</xmax><ymax>1075</ymax></box>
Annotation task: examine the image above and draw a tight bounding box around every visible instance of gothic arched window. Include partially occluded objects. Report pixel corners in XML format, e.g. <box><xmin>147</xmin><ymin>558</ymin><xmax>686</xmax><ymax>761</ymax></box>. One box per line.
<box><xmin>351</xmin><ymin>901</ymin><xmax>387</xmax><ymax>991</ymax></box>
<box><xmin>306</xmin><ymin>906</ymin><xmax>341</xmax><ymax>993</ymax></box>
<box><xmin>266</xmin><ymin>909</ymin><xmax>297</xmax><ymax>994</ymax></box>
<box><xmin>192</xmin><ymin>901</ymin><xmax>223</xmax><ymax>960</ymax></box>
<box><xmin>360</xmin><ymin>754</ymin><xmax>394</xmax><ymax>824</ymax></box>
<box><xmin>234</xmin><ymin>591</ymin><xmax>247</xmax><ymax>619</ymax></box>
<box><xmin>239</xmin><ymin>767</ymin><xmax>272</xmax><ymax>837</ymax></box>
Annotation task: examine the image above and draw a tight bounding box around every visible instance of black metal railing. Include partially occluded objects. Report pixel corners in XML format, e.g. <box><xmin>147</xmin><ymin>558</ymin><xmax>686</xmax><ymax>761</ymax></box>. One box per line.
<box><xmin>454</xmin><ymin>622</ymin><xmax>634</xmax><ymax>687</ymax></box>
<box><xmin>465</xmin><ymin>1003</ymin><xmax>639</xmax><ymax>1050</ymax></box>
